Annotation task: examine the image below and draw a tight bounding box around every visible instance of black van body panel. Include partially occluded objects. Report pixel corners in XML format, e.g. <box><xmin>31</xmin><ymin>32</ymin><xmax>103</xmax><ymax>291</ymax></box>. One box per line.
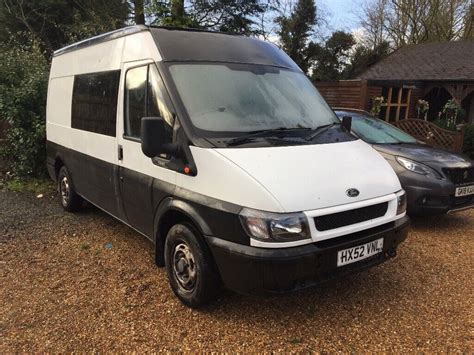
<box><xmin>47</xmin><ymin>141</ymin><xmax>123</xmax><ymax>219</ymax></box>
<box><xmin>120</xmin><ymin>166</ymin><xmax>174</xmax><ymax>236</ymax></box>
<box><xmin>47</xmin><ymin>141</ymin><xmax>250</xmax><ymax>245</ymax></box>
<box><xmin>54</xmin><ymin>25</ymin><xmax>294</xmax><ymax>66</ymax></box>
<box><xmin>150</xmin><ymin>28</ymin><xmax>300</xmax><ymax>70</ymax></box>
<box><xmin>206</xmin><ymin>216</ymin><xmax>410</xmax><ymax>295</ymax></box>
<box><xmin>153</xmin><ymin>193</ymin><xmax>250</xmax><ymax>251</ymax></box>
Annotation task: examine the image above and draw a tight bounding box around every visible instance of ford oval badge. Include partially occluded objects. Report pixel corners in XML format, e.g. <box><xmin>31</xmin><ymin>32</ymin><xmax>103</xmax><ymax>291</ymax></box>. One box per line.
<box><xmin>346</xmin><ymin>188</ymin><xmax>360</xmax><ymax>197</ymax></box>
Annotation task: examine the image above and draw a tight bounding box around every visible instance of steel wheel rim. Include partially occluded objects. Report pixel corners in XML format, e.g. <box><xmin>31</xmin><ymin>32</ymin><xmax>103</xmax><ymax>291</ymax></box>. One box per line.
<box><xmin>60</xmin><ymin>176</ymin><xmax>70</xmax><ymax>206</ymax></box>
<box><xmin>172</xmin><ymin>242</ymin><xmax>197</xmax><ymax>291</ymax></box>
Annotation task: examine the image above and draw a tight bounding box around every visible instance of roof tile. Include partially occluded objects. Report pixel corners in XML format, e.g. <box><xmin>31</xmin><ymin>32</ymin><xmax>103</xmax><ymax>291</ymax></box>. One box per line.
<box><xmin>358</xmin><ymin>41</ymin><xmax>474</xmax><ymax>81</ymax></box>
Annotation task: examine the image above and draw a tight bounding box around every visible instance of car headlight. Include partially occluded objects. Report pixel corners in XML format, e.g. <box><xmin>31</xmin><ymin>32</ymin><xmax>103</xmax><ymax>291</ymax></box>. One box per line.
<box><xmin>239</xmin><ymin>208</ymin><xmax>311</xmax><ymax>242</ymax></box>
<box><xmin>396</xmin><ymin>190</ymin><xmax>407</xmax><ymax>215</ymax></box>
<box><xmin>396</xmin><ymin>156</ymin><xmax>442</xmax><ymax>179</ymax></box>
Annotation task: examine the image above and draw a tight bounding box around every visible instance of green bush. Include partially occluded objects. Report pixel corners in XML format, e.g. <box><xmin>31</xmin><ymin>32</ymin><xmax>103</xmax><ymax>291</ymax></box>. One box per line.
<box><xmin>432</xmin><ymin>119</ymin><xmax>455</xmax><ymax>131</ymax></box>
<box><xmin>462</xmin><ymin>124</ymin><xmax>474</xmax><ymax>159</ymax></box>
<box><xmin>0</xmin><ymin>40</ymin><xmax>48</xmax><ymax>177</ymax></box>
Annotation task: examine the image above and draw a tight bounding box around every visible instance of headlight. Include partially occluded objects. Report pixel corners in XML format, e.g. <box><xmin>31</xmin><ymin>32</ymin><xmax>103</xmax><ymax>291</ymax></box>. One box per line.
<box><xmin>396</xmin><ymin>156</ymin><xmax>442</xmax><ymax>179</ymax></box>
<box><xmin>239</xmin><ymin>208</ymin><xmax>311</xmax><ymax>242</ymax></box>
<box><xmin>396</xmin><ymin>190</ymin><xmax>407</xmax><ymax>215</ymax></box>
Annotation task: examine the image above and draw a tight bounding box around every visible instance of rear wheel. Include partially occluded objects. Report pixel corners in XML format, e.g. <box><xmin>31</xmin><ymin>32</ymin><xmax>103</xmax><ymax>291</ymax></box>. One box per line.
<box><xmin>58</xmin><ymin>166</ymin><xmax>83</xmax><ymax>212</ymax></box>
<box><xmin>164</xmin><ymin>223</ymin><xmax>221</xmax><ymax>308</ymax></box>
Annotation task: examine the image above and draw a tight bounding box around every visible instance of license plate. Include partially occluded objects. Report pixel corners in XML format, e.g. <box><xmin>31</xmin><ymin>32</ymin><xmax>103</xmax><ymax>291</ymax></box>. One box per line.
<box><xmin>337</xmin><ymin>238</ymin><xmax>384</xmax><ymax>267</ymax></box>
<box><xmin>455</xmin><ymin>185</ymin><xmax>474</xmax><ymax>197</ymax></box>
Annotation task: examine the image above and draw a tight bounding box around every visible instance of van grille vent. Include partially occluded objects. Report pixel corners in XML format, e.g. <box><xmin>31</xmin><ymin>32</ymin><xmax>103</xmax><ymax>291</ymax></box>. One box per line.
<box><xmin>314</xmin><ymin>202</ymin><xmax>388</xmax><ymax>231</ymax></box>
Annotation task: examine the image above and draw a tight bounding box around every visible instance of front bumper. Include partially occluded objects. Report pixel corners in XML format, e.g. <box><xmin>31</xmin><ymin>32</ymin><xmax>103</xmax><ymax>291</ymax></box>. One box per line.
<box><xmin>401</xmin><ymin>176</ymin><xmax>474</xmax><ymax>216</ymax></box>
<box><xmin>206</xmin><ymin>216</ymin><xmax>409</xmax><ymax>295</ymax></box>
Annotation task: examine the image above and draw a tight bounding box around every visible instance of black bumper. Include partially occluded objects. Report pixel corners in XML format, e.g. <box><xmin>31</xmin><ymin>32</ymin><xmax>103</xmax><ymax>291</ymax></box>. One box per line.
<box><xmin>403</xmin><ymin>182</ymin><xmax>474</xmax><ymax>216</ymax></box>
<box><xmin>206</xmin><ymin>216</ymin><xmax>409</xmax><ymax>295</ymax></box>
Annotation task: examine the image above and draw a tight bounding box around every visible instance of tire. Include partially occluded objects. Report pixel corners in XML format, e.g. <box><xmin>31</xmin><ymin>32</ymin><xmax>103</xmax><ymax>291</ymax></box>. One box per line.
<box><xmin>164</xmin><ymin>223</ymin><xmax>221</xmax><ymax>308</ymax></box>
<box><xmin>58</xmin><ymin>166</ymin><xmax>83</xmax><ymax>212</ymax></box>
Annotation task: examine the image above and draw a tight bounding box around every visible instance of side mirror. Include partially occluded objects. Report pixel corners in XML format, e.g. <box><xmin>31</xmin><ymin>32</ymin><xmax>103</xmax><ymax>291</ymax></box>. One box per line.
<box><xmin>342</xmin><ymin>116</ymin><xmax>352</xmax><ymax>132</ymax></box>
<box><xmin>141</xmin><ymin>117</ymin><xmax>178</xmax><ymax>158</ymax></box>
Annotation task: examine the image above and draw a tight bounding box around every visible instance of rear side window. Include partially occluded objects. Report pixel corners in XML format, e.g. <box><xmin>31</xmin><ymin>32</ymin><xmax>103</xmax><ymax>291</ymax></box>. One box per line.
<box><xmin>124</xmin><ymin>64</ymin><xmax>174</xmax><ymax>140</ymax></box>
<box><xmin>71</xmin><ymin>70</ymin><xmax>120</xmax><ymax>136</ymax></box>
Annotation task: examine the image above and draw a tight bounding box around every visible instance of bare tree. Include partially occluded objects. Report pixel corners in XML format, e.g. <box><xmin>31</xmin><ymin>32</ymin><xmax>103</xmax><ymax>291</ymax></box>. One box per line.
<box><xmin>461</xmin><ymin>2</ymin><xmax>473</xmax><ymax>39</ymax></box>
<box><xmin>359</xmin><ymin>0</ymin><xmax>472</xmax><ymax>49</ymax></box>
<box><xmin>360</xmin><ymin>0</ymin><xmax>388</xmax><ymax>49</ymax></box>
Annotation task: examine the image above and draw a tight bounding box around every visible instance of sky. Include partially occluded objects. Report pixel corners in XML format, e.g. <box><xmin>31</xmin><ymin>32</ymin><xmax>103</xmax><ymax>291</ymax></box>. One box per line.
<box><xmin>319</xmin><ymin>0</ymin><xmax>364</xmax><ymax>35</ymax></box>
<box><xmin>146</xmin><ymin>1</ymin><xmax>368</xmax><ymax>44</ymax></box>
<box><xmin>262</xmin><ymin>0</ymin><xmax>367</xmax><ymax>45</ymax></box>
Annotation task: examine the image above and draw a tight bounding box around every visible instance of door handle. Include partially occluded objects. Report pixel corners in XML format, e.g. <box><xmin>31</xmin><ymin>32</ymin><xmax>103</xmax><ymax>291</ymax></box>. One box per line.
<box><xmin>118</xmin><ymin>145</ymin><xmax>123</xmax><ymax>161</ymax></box>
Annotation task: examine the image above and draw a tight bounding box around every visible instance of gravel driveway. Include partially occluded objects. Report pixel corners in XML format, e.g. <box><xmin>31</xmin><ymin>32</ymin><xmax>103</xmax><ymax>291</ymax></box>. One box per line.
<box><xmin>1</xmin><ymin>187</ymin><xmax>473</xmax><ymax>352</ymax></box>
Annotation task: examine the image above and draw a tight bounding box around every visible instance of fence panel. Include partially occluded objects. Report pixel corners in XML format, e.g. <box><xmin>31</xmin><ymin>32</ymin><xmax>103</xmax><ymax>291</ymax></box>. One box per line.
<box><xmin>393</xmin><ymin>119</ymin><xmax>464</xmax><ymax>153</ymax></box>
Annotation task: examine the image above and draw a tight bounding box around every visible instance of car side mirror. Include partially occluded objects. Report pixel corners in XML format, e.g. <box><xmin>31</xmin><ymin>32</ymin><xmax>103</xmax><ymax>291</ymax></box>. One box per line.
<box><xmin>141</xmin><ymin>117</ymin><xmax>179</xmax><ymax>158</ymax></box>
<box><xmin>342</xmin><ymin>116</ymin><xmax>352</xmax><ymax>132</ymax></box>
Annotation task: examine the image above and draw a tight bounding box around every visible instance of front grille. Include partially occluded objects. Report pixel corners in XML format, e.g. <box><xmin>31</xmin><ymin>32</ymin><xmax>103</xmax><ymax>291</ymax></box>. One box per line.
<box><xmin>443</xmin><ymin>167</ymin><xmax>474</xmax><ymax>185</ymax></box>
<box><xmin>314</xmin><ymin>202</ymin><xmax>388</xmax><ymax>231</ymax></box>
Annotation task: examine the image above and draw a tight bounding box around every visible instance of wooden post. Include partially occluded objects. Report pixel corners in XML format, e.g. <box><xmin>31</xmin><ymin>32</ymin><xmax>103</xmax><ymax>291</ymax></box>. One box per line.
<box><xmin>384</xmin><ymin>88</ymin><xmax>392</xmax><ymax>121</ymax></box>
<box><xmin>359</xmin><ymin>80</ymin><xmax>368</xmax><ymax>110</ymax></box>
<box><xmin>396</xmin><ymin>88</ymin><xmax>403</xmax><ymax>121</ymax></box>
<box><xmin>405</xmin><ymin>89</ymin><xmax>412</xmax><ymax>120</ymax></box>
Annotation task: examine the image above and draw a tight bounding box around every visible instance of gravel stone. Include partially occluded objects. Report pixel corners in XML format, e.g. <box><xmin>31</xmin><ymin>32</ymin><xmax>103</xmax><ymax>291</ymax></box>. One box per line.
<box><xmin>0</xmin><ymin>188</ymin><xmax>473</xmax><ymax>352</ymax></box>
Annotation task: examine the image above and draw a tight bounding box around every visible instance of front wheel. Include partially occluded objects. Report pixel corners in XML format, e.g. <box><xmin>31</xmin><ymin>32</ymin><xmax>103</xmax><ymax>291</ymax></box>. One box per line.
<box><xmin>164</xmin><ymin>223</ymin><xmax>221</xmax><ymax>308</ymax></box>
<box><xmin>58</xmin><ymin>166</ymin><xmax>83</xmax><ymax>212</ymax></box>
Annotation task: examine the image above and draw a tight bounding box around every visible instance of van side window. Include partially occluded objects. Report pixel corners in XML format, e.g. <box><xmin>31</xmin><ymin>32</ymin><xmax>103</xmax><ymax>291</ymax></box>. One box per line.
<box><xmin>71</xmin><ymin>70</ymin><xmax>120</xmax><ymax>136</ymax></box>
<box><xmin>124</xmin><ymin>64</ymin><xmax>174</xmax><ymax>141</ymax></box>
<box><xmin>124</xmin><ymin>66</ymin><xmax>147</xmax><ymax>138</ymax></box>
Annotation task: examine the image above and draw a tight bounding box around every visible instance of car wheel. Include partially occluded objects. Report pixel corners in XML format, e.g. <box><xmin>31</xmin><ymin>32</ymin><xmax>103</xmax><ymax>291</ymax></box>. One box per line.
<box><xmin>58</xmin><ymin>166</ymin><xmax>83</xmax><ymax>212</ymax></box>
<box><xmin>164</xmin><ymin>223</ymin><xmax>221</xmax><ymax>308</ymax></box>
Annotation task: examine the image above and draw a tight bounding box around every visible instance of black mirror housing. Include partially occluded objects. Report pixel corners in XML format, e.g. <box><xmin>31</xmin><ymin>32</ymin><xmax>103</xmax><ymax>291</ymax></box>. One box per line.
<box><xmin>342</xmin><ymin>116</ymin><xmax>352</xmax><ymax>132</ymax></box>
<box><xmin>141</xmin><ymin>117</ymin><xmax>178</xmax><ymax>158</ymax></box>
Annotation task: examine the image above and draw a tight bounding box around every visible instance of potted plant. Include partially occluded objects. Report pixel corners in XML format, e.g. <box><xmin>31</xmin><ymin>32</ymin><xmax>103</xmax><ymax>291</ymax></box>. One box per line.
<box><xmin>415</xmin><ymin>99</ymin><xmax>429</xmax><ymax>120</ymax></box>
<box><xmin>370</xmin><ymin>96</ymin><xmax>385</xmax><ymax>117</ymax></box>
<box><xmin>437</xmin><ymin>99</ymin><xmax>466</xmax><ymax>130</ymax></box>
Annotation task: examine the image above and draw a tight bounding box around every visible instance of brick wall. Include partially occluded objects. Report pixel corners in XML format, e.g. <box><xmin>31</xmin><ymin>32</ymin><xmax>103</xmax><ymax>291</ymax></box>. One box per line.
<box><xmin>366</xmin><ymin>86</ymin><xmax>383</xmax><ymax>111</ymax></box>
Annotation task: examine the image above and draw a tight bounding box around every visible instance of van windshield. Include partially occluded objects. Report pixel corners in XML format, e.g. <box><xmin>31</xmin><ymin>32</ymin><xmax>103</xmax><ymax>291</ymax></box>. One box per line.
<box><xmin>168</xmin><ymin>63</ymin><xmax>338</xmax><ymax>135</ymax></box>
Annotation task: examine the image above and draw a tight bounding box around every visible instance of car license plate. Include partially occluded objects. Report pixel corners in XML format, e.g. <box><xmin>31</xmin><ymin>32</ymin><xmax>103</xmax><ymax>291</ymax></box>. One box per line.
<box><xmin>337</xmin><ymin>238</ymin><xmax>384</xmax><ymax>267</ymax></box>
<box><xmin>455</xmin><ymin>185</ymin><xmax>474</xmax><ymax>197</ymax></box>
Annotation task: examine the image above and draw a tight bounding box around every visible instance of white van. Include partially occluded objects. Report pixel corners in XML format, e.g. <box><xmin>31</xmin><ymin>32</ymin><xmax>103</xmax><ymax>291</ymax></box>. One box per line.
<box><xmin>46</xmin><ymin>26</ymin><xmax>409</xmax><ymax>307</ymax></box>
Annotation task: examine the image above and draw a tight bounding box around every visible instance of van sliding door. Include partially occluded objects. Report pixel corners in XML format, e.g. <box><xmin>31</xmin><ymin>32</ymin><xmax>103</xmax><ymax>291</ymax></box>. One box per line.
<box><xmin>70</xmin><ymin>70</ymin><xmax>122</xmax><ymax>218</ymax></box>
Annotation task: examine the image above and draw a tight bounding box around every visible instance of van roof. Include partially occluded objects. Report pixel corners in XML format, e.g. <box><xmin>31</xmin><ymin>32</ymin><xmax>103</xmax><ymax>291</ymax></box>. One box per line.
<box><xmin>53</xmin><ymin>25</ymin><xmax>148</xmax><ymax>57</ymax></box>
<box><xmin>53</xmin><ymin>25</ymin><xmax>299</xmax><ymax>71</ymax></box>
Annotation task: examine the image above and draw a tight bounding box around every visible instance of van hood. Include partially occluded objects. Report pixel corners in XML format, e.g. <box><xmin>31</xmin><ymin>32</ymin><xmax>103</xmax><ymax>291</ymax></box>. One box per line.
<box><xmin>215</xmin><ymin>139</ymin><xmax>401</xmax><ymax>212</ymax></box>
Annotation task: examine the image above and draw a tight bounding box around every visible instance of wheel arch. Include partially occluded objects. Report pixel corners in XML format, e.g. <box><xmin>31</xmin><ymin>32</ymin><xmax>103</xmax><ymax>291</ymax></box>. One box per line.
<box><xmin>54</xmin><ymin>155</ymin><xmax>65</xmax><ymax>179</ymax></box>
<box><xmin>153</xmin><ymin>197</ymin><xmax>212</xmax><ymax>266</ymax></box>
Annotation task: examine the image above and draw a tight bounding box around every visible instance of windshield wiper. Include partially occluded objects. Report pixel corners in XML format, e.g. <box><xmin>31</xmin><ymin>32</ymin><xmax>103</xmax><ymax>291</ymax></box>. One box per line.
<box><xmin>226</xmin><ymin>127</ymin><xmax>311</xmax><ymax>146</ymax></box>
<box><xmin>305</xmin><ymin>123</ymin><xmax>338</xmax><ymax>141</ymax></box>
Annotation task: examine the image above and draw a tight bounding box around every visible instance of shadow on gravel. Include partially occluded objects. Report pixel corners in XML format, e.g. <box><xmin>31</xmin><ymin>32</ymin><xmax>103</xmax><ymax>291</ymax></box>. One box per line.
<box><xmin>202</xmin><ymin>255</ymin><xmax>420</xmax><ymax>321</ymax></box>
<box><xmin>409</xmin><ymin>212</ymin><xmax>472</xmax><ymax>232</ymax></box>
